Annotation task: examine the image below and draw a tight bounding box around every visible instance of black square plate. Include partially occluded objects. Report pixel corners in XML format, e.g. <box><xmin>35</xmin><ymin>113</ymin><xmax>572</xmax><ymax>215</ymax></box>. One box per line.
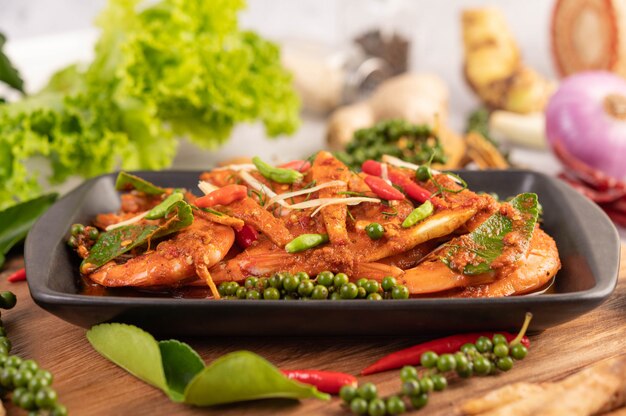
<box><xmin>25</xmin><ymin>170</ymin><xmax>620</xmax><ymax>336</ymax></box>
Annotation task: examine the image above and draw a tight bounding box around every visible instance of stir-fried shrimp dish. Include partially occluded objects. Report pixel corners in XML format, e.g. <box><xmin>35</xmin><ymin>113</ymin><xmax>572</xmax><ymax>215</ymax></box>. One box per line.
<box><xmin>69</xmin><ymin>152</ymin><xmax>560</xmax><ymax>299</ymax></box>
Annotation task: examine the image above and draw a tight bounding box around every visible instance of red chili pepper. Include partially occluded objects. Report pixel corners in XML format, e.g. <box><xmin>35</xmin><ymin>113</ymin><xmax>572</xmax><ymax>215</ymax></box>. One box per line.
<box><xmin>234</xmin><ymin>224</ymin><xmax>258</xmax><ymax>249</ymax></box>
<box><xmin>558</xmin><ymin>173</ymin><xmax>626</xmax><ymax>203</ymax></box>
<box><xmin>362</xmin><ymin>160</ymin><xmax>443</xmax><ymax>207</ymax></box>
<box><xmin>553</xmin><ymin>140</ymin><xmax>626</xmax><ymax>192</ymax></box>
<box><xmin>195</xmin><ymin>184</ymin><xmax>248</xmax><ymax>208</ymax></box>
<box><xmin>360</xmin><ymin>332</ymin><xmax>530</xmax><ymax>375</ymax></box>
<box><xmin>364</xmin><ymin>175</ymin><xmax>405</xmax><ymax>200</ymax></box>
<box><xmin>281</xmin><ymin>369</ymin><xmax>357</xmax><ymax>394</ymax></box>
<box><xmin>279</xmin><ymin>160</ymin><xmax>311</xmax><ymax>173</ymax></box>
<box><xmin>7</xmin><ymin>268</ymin><xmax>26</xmax><ymax>283</ymax></box>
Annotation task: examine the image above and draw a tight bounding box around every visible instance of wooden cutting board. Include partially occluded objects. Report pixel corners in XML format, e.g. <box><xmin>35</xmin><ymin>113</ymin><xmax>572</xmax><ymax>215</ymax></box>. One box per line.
<box><xmin>0</xmin><ymin>247</ymin><xmax>624</xmax><ymax>415</ymax></box>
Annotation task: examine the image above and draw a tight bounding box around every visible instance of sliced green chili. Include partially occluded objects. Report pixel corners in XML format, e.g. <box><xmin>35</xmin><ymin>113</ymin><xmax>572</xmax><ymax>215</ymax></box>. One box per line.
<box><xmin>401</xmin><ymin>201</ymin><xmax>434</xmax><ymax>228</ymax></box>
<box><xmin>252</xmin><ymin>157</ymin><xmax>303</xmax><ymax>184</ymax></box>
<box><xmin>285</xmin><ymin>234</ymin><xmax>329</xmax><ymax>253</ymax></box>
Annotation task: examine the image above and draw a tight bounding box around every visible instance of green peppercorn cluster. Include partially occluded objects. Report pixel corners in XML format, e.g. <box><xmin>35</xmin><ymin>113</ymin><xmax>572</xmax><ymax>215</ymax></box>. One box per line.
<box><xmin>340</xmin><ymin>333</ymin><xmax>528</xmax><ymax>415</ymax></box>
<box><xmin>0</xmin><ymin>291</ymin><xmax>67</xmax><ymax>415</ymax></box>
<box><xmin>335</xmin><ymin>120</ymin><xmax>447</xmax><ymax>170</ymax></box>
<box><xmin>218</xmin><ymin>273</ymin><xmax>410</xmax><ymax>300</ymax></box>
<box><xmin>67</xmin><ymin>223</ymin><xmax>99</xmax><ymax>249</ymax></box>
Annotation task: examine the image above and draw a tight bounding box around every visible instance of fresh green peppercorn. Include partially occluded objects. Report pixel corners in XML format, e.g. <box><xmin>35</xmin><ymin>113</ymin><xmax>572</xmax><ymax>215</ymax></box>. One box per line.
<box><xmin>391</xmin><ymin>285</ymin><xmax>409</xmax><ymax>299</ymax></box>
<box><xmin>420</xmin><ymin>351</ymin><xmax>439</xmax><ymax>368</ymax></box>
<box><xmin>431</xmin><ymin>374</ymin><xmax>448</xmax><ymax>391</ymax></box>
<box><xmin>269</xmin><ymin>273</ymin><xmax>285</xmax><ymax>289</ymax></box>
<box><xmin>67</xmin><ymin>236</ymin><xmax>78</xmax><ymax>248</ymax></box>
<box><xmin>35</xmin><ymin>370</ymin><xmax>52</xmax><ymax>384</ymax></box>
<box><xmin>496</xmin><ymin>356</ymin><xmax>514</xmax><ymax>372</ymax></box>
<box><xmin>263</xmin><ymin>287</ymin><xmax>281</xmax><ymax>300</ymax></box>
<box><xmin>365</xmin><ymin>223</ymin><xmax>385</xmax><ymax>240</ymax></box>
<box><xmin>292</xmin><ymin>271</ymin><xmax>308</xmax><ymax>281</ymax></box>
<box><xmin>381</xmin><ymin>276</ymin><xmax>397</xmax><ymax>291</ymax></box>
<box><xmin>357</xmin><ymin>287</ymin><xmax>367</xmax><ymax>298</ymax></box>
<box><xmin>493</xmin><ymin>343</ymin><xmax>509</xmax><ymax>358</ymax></box>
<box><xmin>258</xmin><ymin>278</ymin><xmax>270</xmax><ymax>290</ymax></box>
<box><xmin>0</xmin><ymin>327</ymin><xmax>6</xmax><ymax>338</ymax></box>
<box><xmin>330</xmin><ymin>292</ymin><xmax>342</xmax><ymax>300</ymax></box>
<box><xmin>510</xmin><ymin>344</ymin><xmax>528</xmax><ymax>360</ymax></box>
<box><xmin>12</xmin><ymin>386</ymin><xmax>26</xmax><ymax>405</ymax></box>
<box><xmin>436</xmin><ymin>354</ymin><xmax>457</xmax><ymax>372</ymax></box>
<box><xmin>218</xmin><ymin>282</ymin><xmax>229</xmax><ymax>296</ymax></box>
<box><xmin>333</xmin><ymin>273</ymin><xmax>349</xmax><ymax>289</ymax></box>
<box><xmin>357</xmin><ymin>382</ymin><xmax>378</xmax><ymax>400</ymax></box>
<box><xmin>28</xmin><ymin>376</ymin><xmax>51</xmax><ymax>392</ymax></box>
<box><xmin>246</xmin><ymin>290</ymin><xmax>261</xmax><ymax>300</ymax></box>
<box><xmin>0</xmin><ymin>367</ymin><xmax>16</xmax><ymax>388</ymax></box>
<box><xmin>363</xmin><ymin>280</ymin><xmax>380</xmax><ymax>294</ymax></box>
<box><xmin>311</xmin><ymin>285</ymin><xmax>329</xmax><ymax>300</ymax></box>
<box><xmin>473</xmin><ymin>355</ymin><xmax>492</xmax><ymax>375</ymax></box>
<box><xmin>356</xmin><ymin>278</ymin><xmax>368</xmax><ymax>288</ymax></box>
<box><xmin>340</xmin><ymin>385</ymin><xmax>358</xmax><ymax>404</ymax></box>
<box><xmin>283</xmin><ymin>294</ymin><xmax>298</xmax><ymax>300</ymax></box>
<box><xmin>475</xmin><ymin>336</ymin><xmax>493</xmax><ymax>353</ymax></box>
<box><xmin>0</xmin><ymin>292</ymin><xmax>17</xmax><ymax>310</ymax></box>
<box><xmin>224</xmin><ymin>282</ymin><xmax>239</xmax><ymax>296</ymax></box>
<box><xmin>6</xmin><ymin>355</ymin><xmax>22</xmax><ymax>368</ymax></box>
<box><xmin>297</xmin><ymin>280</ymin><xmax>315</xmax><ymax>297</ymax></box>
<box><xmin>350</xmin><ymin>397</ymin><xmax>369</xmax><ymax>415</ymax></box>
<box><xmin>244</xmin><ymin>277</ymin><xmax>258</xmax><ymax>290</ymax></box>
<box><xmin>457</xmin><ymin>362</ymin><xmax>474</xmax><ymax>378</ymax></box>
<box><xmin>419</xmin><ymin>377</ymin><xmax>434</xmax><ymax>393</ymax></box>
<box><xmin>13</xmin><ymin>369</ymin><xmax>33</xmax><ymax>388</ymax></box>
<box><xmin>492</xmin><ymin>334</ymin><xmax>508</xmax><ymax>345</ymax></box>
<box><xmin>236</xmin><ymin>287</ymin><xmax>247</xmax><ymax>299</ymax></box>
<box><xmin>454</xmin><ymin>352</ymin><xmax>470</xmax><ymax>371</ymax></box>
<box><xmin>402</xmin><ymin>379</ymin><xmax>421</xmax><ymax>396</ymax></box>
<box><xmin>70</xmin><ymin>223</ymin><xmax>84</xmax><ymax>236</ymax></box>
<box><xmin>410</xmin><ymin>393</ymin><xmax>429</xmax><ymax>409</ymax></box>
<box><xmin>415</xmin><ymin>166</ymin><xmax>431</xmax><ymax>182</ymax></box>
<box><xmin>18</xmin><ymin>391</ymin><xmax>36</xmax><ymax>410</ymax></box>
<box><xmin>368</xmin><ymin>398</ymin><xmax>386</xmax><ymax>416</ymax></box>
<box><xmin>0</xmin><ymin>342</ymin><xmax>10</xmax><ymax>355</ymax></box>
<box><xmin>317</xmin><ymin>271</ymin><xmax>334</xmax><ymax>287</ymax></box>
<box><xmin>400</xmin><ymin>366</ymin><xmax>418</xmax><ymax>381</ymax></box>
<box><xmin>0</xmin><ymin>355</ymin><xmax>7</xmax><ymax>366</ymax></box>
<box><xmin>51</xmin><ymin>404</ymin><xmax>68</xmax><ymax>416</ymax></box>
<box><xmin>386</xmin><ymin>395</ymin><xmax>406</xmax><ymax>415</ymax></box>
<box><xmin>87</xmin><ymin>227</ymin><xmax>99</xmax><ymax>240</ymax></box>
<box><xmin>340</xmin><ymin>283</ymin><xmax>359</xmax><ymax>299</ymax></box>
<box><xmin>282</xmin><ymin>275</ymin><xmax>300</xmax><ymax>292</ymax></box>
<box><xmin>461</xmin><ymin>343</ymin><xmax>478</xmax><ymax>354</ymax></box>
<box><xmin>367</xmin><ymin>293</ymin><xmax>383</xmax><ymax>300</ymax></box>
<box><xmin>35</xmin><ymin>387</ymin><xmax>58</xmax><ymax>409</ymax></box>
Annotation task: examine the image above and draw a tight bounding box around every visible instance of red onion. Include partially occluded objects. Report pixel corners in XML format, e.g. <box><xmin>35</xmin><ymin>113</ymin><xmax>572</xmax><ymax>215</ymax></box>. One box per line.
<box><xmin>546</xmin><ymin>71</ymin><xmax>626</xmax><ymax>182</ymax></box>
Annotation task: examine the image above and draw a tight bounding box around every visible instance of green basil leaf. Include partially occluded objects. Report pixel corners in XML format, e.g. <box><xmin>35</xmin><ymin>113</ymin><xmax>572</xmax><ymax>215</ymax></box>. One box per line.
<box><xmin>159</xmin><ymin>340</ymin><xmax>205</xmax><ymax>402</ymax></box>
<box><xmin>443</xmin><ymin>193</ymin><xmax>539</xmax><ymax>275</ymax></box>
<box><xmin>184</xmin><ymin>351</ymin><xmax>330</xmax><ymax>406</ymax></box>
<box><xmin>0</xmin><ymin>33</ymin><xmax>24</xmax><ymax>93</ymax></box>
<box><xmin>0</xmin><ymin>193</ymin><xmax>57</xmax><ymax>268</ymax></box>
<box><xmin>81</xmin><ymin>200</ymin><xmax>193</xmax><ymax>272</ymax></box>
<box><xmin>115</xmin><ymin>172</ymin><xmax>165</xmax><ymax>195</ymax></box>
<box><xmin>87</xmin><ymin>323</ymin><xmax>168</xmax><ymax>392</ymax></box>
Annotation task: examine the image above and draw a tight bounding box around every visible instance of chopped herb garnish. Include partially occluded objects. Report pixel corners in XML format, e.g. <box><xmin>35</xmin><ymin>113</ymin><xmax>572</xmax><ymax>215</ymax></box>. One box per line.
<box><xmin>337</xmin><ymin>191</ymin><xmax>366</xmax><ymax>197</ymax></box>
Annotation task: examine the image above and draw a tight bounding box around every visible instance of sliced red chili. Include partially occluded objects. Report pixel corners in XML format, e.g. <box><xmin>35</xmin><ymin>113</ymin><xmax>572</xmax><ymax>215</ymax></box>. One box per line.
<box><xmin>281</xmin><ymin>369</ymin><xmax>357</xmax><ymax>394</ymax></box>
<box><xmin>195</xmin><ymin>184</ymin><xmax>248</xmax><ymax>208</ymax></box>
<box><xmin>362</xmin><ymin>160</ymin><xmax>443</xmax><ymax>207</ymax></box>
<box><xmin>7</xmin><ymin>267</ymin><xmax>26</xmax><ymax>283</ymax></box>
<box><xmin>360</xmin><ymin>332</ymin><xmax>530</xmax><ymax>375</ymax></box>
<box><xmin>364</xmin><ymin>175</ymin><xmax>405</xmax><ymax>200</ymax></box>
<box><xmin>234</xmin><ymin>224</ymin><xmax>258</xmax><ymax>249</ymax></box>
<box><xmin>279</xmin><ymin>160</ymin><xmax>311</xmax><ymax>173</ymax></box>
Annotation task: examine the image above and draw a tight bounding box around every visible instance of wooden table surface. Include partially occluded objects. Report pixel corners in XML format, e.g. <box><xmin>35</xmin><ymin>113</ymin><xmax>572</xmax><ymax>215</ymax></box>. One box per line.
<box><xmin>0</xmin><ymin>247</ymin><xmax>624</xmax><ymax>416</ymax></box>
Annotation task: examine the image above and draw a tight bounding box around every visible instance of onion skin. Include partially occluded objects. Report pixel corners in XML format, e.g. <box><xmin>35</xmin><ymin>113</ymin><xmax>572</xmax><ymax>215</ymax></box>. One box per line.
<box><xmin>546</xmin><ymin>71</ymin><xmax>626</xmax><ymax>181</ymax></box>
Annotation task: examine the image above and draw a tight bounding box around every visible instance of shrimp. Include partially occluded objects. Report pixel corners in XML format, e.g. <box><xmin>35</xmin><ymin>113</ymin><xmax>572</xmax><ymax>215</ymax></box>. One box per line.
<box><xmin>88</xmin><ymin>218</ymin><xmax>234</xmax><ymax>287</ymax></box>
